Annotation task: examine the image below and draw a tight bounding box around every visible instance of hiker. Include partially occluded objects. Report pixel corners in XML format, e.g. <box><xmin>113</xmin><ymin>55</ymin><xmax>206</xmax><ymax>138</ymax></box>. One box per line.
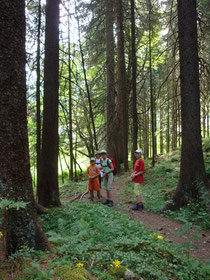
<box><xmin>95</xmin><ymin>151</ymin><xmax>103</xmax><ymax>188</ymax></box>
<box><xmin>101</xmin><ymin>150</ymin><xmax>114</xmax><ymax>207</ymax></box>
<box><xmin>131</xmin><ymin>149</ymin><xmax>145</xmax><ymax>211</ymax></box>
<box><xmin>87</xmin><ymin>157</ymin><xmax>101</xmax><ymax>201</ymax></box>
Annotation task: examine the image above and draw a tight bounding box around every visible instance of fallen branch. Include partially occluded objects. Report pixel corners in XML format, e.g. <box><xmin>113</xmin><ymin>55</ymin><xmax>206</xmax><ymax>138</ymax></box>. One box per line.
<box><xmin>68</xmin><ymin>191</ymin><xmax>88</xmax><ymax>202</ymax></box>
<box><xmin>80</xmin><ymin>191</ymin><xmax>88</xmax><ymax>200</ymax></box>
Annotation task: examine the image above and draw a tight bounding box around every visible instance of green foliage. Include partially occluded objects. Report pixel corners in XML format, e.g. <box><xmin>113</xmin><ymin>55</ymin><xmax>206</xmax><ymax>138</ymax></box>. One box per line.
<box><xmin>165</xmin><ymin>202</ymin><xmax>210</xmax><ymax>230</ymax></box>
<box><xmin>0</xmin><ymin>199</ymin><xmax>29</xmax><ymax>210</ymax></box>
<box><xmin>109</xmin><ymin>265</ymin><xmax>127</xmax><ymax>279</ymax></box>
<box><xmin>55</xmin><ymin>265</ymin><xmax>95</xmax><ymax>280</ymax></box>
<box><xmin>38</xmin><ymin>201</ymin><xmax>209</xmax><ymax>280</ymax></box>
<box><xmin>14</xmin><ymin>262</ymin><xmax>54</xmax><ymax>280</ymax></box>
<box><xmin>202</xmin><ymin>137</ymin><xmax>210</xmax><ymax>152</ymax></box>
<box><xmin>0</xmin><ymin>270</ymin><xmax>6</xmax><ymax>280</ymax></box>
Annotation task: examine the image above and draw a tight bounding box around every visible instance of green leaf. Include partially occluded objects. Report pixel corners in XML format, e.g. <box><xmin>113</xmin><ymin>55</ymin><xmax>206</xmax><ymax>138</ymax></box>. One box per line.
<box><xmin>191</xmin><ymin>234</ymin><xmax>200</xmax><ymax>240</ymax></box>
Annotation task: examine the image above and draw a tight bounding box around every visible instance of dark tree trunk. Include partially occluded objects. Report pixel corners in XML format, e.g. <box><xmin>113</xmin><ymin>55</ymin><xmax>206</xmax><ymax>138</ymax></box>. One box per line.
<box><xmin>172</xmin><ymin>62</ymin><xmax>178</xmax><ymax>150</ymax></box>
<box><xmin>166</xmin><ymin>88</ymin><xmax>170</xmax><ymax>153</ymax></box>
<box><xmin>160</xmin><ymin>106</ymin><xmax>164</xmax><ymax>154</ymax></box>
<box><xmin>106</xmin><ymin>0</ymin><xmax>118</xmax><ymax>166</ymax></box>
<box><xmin>131</xmin><ymin>0</ymin><xmax>138</xmax><ymax>161</ymax></box>
<box><xmin>0</xmin><ymin>0</ymin><xmax>49</xmax><ymax>258</ymax></box>
<box><xmin>116</xmin><ymin>0</ymin><xmax>128</xmax><ymax>171</ymax></box>
<box><xmin>67</xmin><ymin>2</ymin><xmax>74</xmax><ymax>181</ymax></box>
<box><xmin>165</xmin><ymin>0</ymin><xmax>208</xmax><ymax>210</ymax></box>
<box><xmin>37</xmin><ymin>0</ymin><xmax>61</xmax><ymax>207</ymax></box>
<box><xmin>36</xmin><ymin>0</ymin><xmax>42</xmax><ymax>191</ymax></box>
<box><xmin>148</xmin><ymin>0</ymin><xmax>155</xmax><ymax>166</ymax></box>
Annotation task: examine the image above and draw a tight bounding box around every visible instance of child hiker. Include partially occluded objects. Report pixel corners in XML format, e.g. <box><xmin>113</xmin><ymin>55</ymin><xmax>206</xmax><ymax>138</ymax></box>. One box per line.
<box><xmin>95</xmin><ymin>151</ymin><xmax>103</xmax><ymax>188</ymax></box>
<box><xmin>131</xmin><ymin>149</ymin><xmax>145</xmax><ymax>211</ymax></box>
<box><xmin>101</xmin><ymin>150</ymin><xmax>114</xmax><ymax>207</ymax></box>
<box><xmin>87</xmin><ymin>157</ymin><xmax>101</xmax><ymax>201</ymax></box>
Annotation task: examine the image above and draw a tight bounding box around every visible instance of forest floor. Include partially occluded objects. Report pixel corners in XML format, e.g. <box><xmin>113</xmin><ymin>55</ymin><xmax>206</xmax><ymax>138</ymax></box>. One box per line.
<box><xmin>79</xmin><ymin>176</ymin><xmax>210</xmax><ymax>263</ymax></box>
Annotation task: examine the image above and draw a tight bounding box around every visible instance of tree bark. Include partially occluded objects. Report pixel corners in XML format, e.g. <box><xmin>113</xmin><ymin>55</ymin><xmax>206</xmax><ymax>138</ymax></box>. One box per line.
<box><xmin>67</xmin><ymin>1</ymin><xmax>74</xmax><ymax>181</ymax></box>
<box><xmin>37</xmin><ymin>0</ymin><xmax>61</xmax><ymax>207</ymax></box>
<box><xmin>0</xmin><ymin>0</ymin><xmax>49</xmax><ymax>257</ymax></box>
<box><xmin>166</xmin><ymin>88</ymin><xmax>170</xmax><ymax>153</ymax></box>
<box><xmin>165</xmin><ymin>0</ymin><xmax>208</xmax><ymax>210</ymax></box>
<box><xmin>36</xmin><ymin>0</ymin><xmax>42</xmax><ymax>191</ymax></box>
<box><xmin>148</xmin><ymin>0</ymin><xmax>155</xmax><ymax>166</ymax></box>
<box><xmin>116</xmin><ymin>0</ymin><xmax>128</xmax><ymax>171</ymax></box>
<box><xmin>131</xmin><ymin>0</ymin><xmax>138</xmax><ymax>161</ymax></box>
<box><xmin>160</xmin><ymin>106</ymin><xmax>164</xmax><ymax>154</ymax></box>
<box><xmin>106</xmin><ymin>0</ymin><xmax>117</xmax><ymax>165</ymax></box>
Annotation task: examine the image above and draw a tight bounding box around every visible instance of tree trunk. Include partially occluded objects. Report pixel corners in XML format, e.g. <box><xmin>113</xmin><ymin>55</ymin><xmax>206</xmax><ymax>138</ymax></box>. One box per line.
<box><xmin>0</xmin><ymin>0</ymin><xmax>49</xmax><ymax>258</ymax></box>
<box><xmin>106</xmin><ymin>0</ymin><xmax>118</xmax><ymax>166</ymax></box>
<box><xmin>36</xmin><ymin>0</ymin><xmax>42</xmax><ymax>191</ymax></box>
<box><xmin>131</xmin><ymin>0</ymin><xmax>138</xmax><ymax>161</ymax></box>
<box><xmin>67</xmin><ymin>2</ymin><xmax>74</xmax><ymax>181</ymax></box>
<box><xmin>116</xmin><ymin>0</ymin><xmax>128</xmax><ymax>171</ymax></box>
<box><xmin>37</xmin><ymin>0</ymin><xmax>61</xmax><ymax>207</ymax></box>
<box><xmin>148</xmin><ymin>0</ymin><xmax>155</xmax><ymax>166</ymax></box>
<box><xmin>166</xmin><ymin>88</ymin><xmax>170</xmax><ymax>153</ymax></box>
<box><xmin>160</xmin><ymin>106</ymin><xmax>164</xmax><ymax>154</ymax></box>
<box><xmin>165</xmin><ymin>0</ymin><xmax>208</xmax><ymax>210</ymax></box>
<box><xmin>172</xmin><ymin>60</ymin><xmax>178</xmax><ymax>150</ymax></box>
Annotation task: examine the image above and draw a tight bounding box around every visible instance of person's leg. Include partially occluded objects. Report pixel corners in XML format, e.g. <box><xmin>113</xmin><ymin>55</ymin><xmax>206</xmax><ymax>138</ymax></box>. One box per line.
<box><xmin>99</xmin><ymin>175</ymin><xmax>102</xmax><ymax>188</ymax></box>
<box><xmin>90</xmin><ymin>190</ymin><xmax>94</xmax><ymax>200</ymax></box>
<box><xmin>102</xmin><ymin>177</ymin><xmax>109</xmax><ymax>204</ymax></box>
<box><xmin>132</xmin><ymin>183</ymin><xmax>144</xmax><ymax>210</ymax></box>
<box><xmin>97</xmin><ymin>190</ymin><xmax>101</xmax><ymax>199</ymax></box>
<box><xmin>107</xmin><ymin>190</ymin><xmax>112</xmax><ymax>200</ymax></box>
<box><xmin>136</xmin><ymin>194</ymin><xmax>143</xmax><ymax>204</ymax></box>
<box><xmin>107</xmin><ymin>173</ymin><xmax>114</xmax><ymax>206</ymax></box>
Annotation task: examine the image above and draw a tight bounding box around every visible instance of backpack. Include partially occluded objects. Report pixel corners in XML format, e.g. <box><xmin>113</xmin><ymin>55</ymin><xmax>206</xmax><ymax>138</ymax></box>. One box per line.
<box><xmin>107</xmin><ymin>158</ymin><xmax>117</xmax><ymax>176</ymax></box>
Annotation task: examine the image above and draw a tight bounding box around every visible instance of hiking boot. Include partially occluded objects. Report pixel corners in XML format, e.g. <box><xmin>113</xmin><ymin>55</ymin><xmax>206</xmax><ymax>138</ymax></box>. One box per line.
<box><xmin>108</xmin><ymin>200</ymin><xmax>114</xmax><ymax>207</ymax></box>
<box><xmin>102</xmin><ymin>199</ymin><xmax>109</xmax><ymax>205</ymax></box>
<box><xmin>89</xmin><ymin>196</ymin><xmax>94</xmax><ymax>202</ymax></box>
<box><xmin>132</xmin><ymin>203</ymin><xmax>143</xmax><ymax>211</ymax></box>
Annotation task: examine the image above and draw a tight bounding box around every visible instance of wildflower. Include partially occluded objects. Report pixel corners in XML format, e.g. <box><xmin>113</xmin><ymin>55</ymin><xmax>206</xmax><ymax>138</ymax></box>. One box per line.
<box><xmin>157</xmin><ymin>235</ymin><xmax>163</xmax><ymax>239</ymax></box>
<box><xmin>100</xmin><ymin>264</ymin><xmax>103</xmax><ymax>268</ymax></box>
<box><xmin>110</xmin><ymin>264</ymin><xmax>113</xmax><ymax>267</ymax></box>
<box><xmin>76</xmin><ymin>262</ymin><xmax>84</xmax><ymax>267</ymax></box>
<box><xmin>114</xmin><ymin>259</ymin><xmax>120</xmax><ymax>268</ymax></box>
<box><xmin>0</xmin><ymin>232</ymin><xmax>3</xmax><ymax>238</ymax></box>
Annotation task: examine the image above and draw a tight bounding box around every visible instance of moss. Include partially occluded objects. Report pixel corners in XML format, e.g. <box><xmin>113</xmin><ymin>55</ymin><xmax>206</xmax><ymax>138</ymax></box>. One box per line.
<box><xmin>55</xmin><ymin>265</ymin><xmax>95</xmax><ymax>280</ymax></box>
<box><xmin>109</xmin><ymin>265</ymin><xmax>127</xmax><ymax>279</ymax></box>
<box><xmin>0</xmin><ymin>270</ymin><xmax>6</xmax><ymax>280</ymax></box>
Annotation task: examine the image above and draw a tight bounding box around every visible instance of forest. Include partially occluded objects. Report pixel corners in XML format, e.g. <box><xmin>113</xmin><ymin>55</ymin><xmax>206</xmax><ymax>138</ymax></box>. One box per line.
<box><xmin>0</xmin><ymin>0</ymin><xmax>209</xmax><ymax>279</ymax></box>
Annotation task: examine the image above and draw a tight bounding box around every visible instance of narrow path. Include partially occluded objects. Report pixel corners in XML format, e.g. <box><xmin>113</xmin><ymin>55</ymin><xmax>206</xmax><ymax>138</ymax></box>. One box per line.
<box><xmin>96</xmin><ymin>177</ymin><xmax>210</xmax><ymax>263</ymax></box>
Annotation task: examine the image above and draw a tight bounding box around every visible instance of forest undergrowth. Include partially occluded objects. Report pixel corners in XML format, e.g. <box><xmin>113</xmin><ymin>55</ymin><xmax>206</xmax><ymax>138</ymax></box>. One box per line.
<box><xmin>1</xmin><ymin>141</ymin><xmax>210</xmax><ymax>280</ymax></box>
<box><xmin>4</xmin><ymin>201</ymin><xmax>209</xmax><ymax>280</ymax></box>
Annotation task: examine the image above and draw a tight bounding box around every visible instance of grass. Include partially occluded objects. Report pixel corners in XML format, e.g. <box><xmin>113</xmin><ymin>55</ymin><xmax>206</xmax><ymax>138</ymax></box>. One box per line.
<box><xmin>10</xmin><ymin>201</ymin><xmax>210</xmax><ymax>280</ymax></box>
<box><xmin>2</xmin><ymin>139</ymin><xmax>210</xmax><ymax>279</ymax></box>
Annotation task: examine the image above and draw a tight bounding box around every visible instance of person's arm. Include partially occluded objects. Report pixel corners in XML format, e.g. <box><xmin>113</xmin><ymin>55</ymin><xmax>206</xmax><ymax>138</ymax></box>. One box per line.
<box><xmin>132</xmin><ymin>160</ymin><xmax>145</xmax><ymax>177</ymax></box>
<box><xmin>87</xmin><ymin>168</ymin><xmax>91</xmax><ymax>179</ymax></box>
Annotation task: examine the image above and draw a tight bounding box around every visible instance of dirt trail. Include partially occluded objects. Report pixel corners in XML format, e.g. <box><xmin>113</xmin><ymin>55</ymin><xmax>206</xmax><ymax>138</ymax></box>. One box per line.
<box><xmin>91</xmin><ymin>177</ymin><xmax>210</xmax><ymax>263</ymax></box>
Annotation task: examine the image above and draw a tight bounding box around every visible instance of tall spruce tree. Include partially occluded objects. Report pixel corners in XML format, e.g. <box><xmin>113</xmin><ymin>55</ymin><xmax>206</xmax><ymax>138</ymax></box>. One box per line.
<box><xmin>37</xmin><ymin>0</ymin><xmax>61</xmax><ymax>207</ymax></box>
<box><xmin>0</xmin><ymin>0</ymin><xmax>49</xmax><ymax>258</ymax></box>
<box><xmin>165</xmin><ymin>0</ymin><xmax>208</xmax><ymax>210</ymax></box>
<box><xmin>116</xmin><ymin>0</ymin><xmax>128</xmax><ymax>171</ymax></box>
<box><xmin>106</xmin><ymin>0</ymin><xmax>117</xmax><ymax>164</ymax></box>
